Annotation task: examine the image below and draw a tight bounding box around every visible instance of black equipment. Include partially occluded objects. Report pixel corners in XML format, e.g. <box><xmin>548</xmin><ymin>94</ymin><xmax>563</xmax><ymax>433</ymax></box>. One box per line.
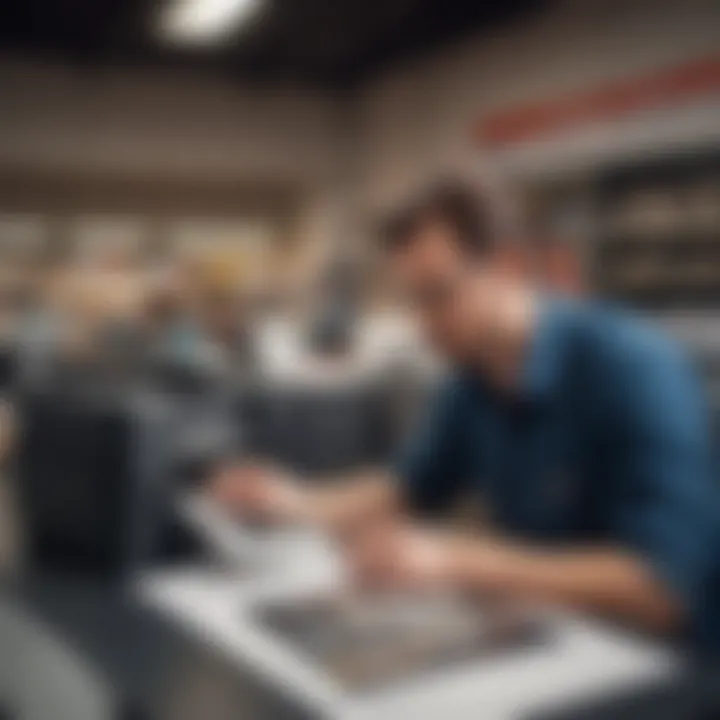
<box><xmin>236</xmin><ymin>378</ymin><xmax>398</xmax><ymax>477</ymax></box>
<box><xmin>15</xmin><ymin>379</ymin><xmax>201</xmax><ymax>578</ymax></box>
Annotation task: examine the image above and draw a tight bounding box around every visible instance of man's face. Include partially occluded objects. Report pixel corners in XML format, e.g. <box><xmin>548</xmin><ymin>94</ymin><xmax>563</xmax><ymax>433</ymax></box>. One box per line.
<box><xmin>390</xmin><ymin>224</ymin><xmax>494</xmax><ymax>363</ymax></box>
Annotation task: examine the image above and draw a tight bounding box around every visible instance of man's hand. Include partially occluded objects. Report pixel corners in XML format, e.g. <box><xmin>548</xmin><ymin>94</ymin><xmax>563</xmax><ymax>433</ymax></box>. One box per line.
<box><xmin>208</xmin><ymin>463</ymin><xmax>309</xmax><ymax>525</ymax></box>
<box><xmin>346</xmin><ymin>520</ymin><xmax>460</xmax><ymax>591</ymax></box>
<box><xmin>208</xmin><ymin>466</ymin><xmax>401</xmax><ymax>535</ymax></box>
<box><xmin>346</xmin><ymin>521</ymin><xmax>515</xmax><ymax>594</ymax></box>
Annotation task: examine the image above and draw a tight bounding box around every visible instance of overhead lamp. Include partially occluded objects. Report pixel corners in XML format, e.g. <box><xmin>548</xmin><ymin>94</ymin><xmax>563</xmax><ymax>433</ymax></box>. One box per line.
<box><xmin>160</xmin><ymin>0</ymin><xmax>261</xmax><ymax>46</ymax></box>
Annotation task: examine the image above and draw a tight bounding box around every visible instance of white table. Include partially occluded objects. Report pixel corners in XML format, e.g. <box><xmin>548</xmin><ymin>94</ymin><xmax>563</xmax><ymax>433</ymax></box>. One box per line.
<box><xmin>138</xmin><ymin>500</ymin><xmax>680</xmax><ymax>720</ymax></box>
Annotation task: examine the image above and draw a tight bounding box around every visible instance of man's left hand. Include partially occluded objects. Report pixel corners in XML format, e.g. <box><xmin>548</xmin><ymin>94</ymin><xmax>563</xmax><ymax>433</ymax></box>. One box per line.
<box><xmin>345</xmin><ymin>520</ymin><xmax>459</xmax><ymax>591</ymax></box>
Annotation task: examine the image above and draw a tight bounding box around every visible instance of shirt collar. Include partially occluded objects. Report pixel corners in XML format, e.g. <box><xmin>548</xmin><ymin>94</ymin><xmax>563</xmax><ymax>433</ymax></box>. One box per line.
<box><xmin>520</xmin><ymin>294</ymin><xmax>574</xmax><ymax>401</ymax></box>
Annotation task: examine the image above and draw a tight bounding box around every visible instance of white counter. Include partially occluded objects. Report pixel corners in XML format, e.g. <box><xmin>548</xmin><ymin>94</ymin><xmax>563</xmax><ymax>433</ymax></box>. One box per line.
<box><xmin>138</xmin><ymin>505</ymin><xmax>680</xmax><ymax>720</ymax></box>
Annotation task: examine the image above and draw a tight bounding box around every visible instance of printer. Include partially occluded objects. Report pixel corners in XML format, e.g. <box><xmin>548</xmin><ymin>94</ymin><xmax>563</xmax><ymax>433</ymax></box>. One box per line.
<box><xmin>14</xmin><ymin>358</ymin><xmax>234</xmax><ymax>578</ymax></box>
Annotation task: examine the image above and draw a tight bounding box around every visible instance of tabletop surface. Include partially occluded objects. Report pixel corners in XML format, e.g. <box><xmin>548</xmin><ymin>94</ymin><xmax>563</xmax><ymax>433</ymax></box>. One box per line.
<box><xmin>0</xmin><ymin>573</ymin><xmax>315</xmax><ymax>720</ymax></box>
<box><xmin>2</xmin><ymin>570</ymin><xmax>717</xmax><ymax>720</ymax></box>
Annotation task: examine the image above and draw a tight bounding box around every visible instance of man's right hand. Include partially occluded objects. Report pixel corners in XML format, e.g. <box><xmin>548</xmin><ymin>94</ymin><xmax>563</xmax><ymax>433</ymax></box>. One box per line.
<box><xmin>208</xmin><ymin>463</ymin><xmax>309</xmax><ymax>525</ymax></box>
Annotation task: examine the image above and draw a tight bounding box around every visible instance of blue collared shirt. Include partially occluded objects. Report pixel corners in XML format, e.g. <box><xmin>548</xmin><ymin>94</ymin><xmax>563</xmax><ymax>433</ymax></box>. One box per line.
<box><xmin>398</xmin><ymin>297</ymin><xmax>719</xmax><ymax>649</ymax></box>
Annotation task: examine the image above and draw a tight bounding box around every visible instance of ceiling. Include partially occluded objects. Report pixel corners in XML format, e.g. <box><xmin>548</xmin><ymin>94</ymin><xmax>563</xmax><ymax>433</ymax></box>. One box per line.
<box><xmin>0</xmin><ymin>0</ymin><xmax>545</xmax><ymax>88</ymax></box>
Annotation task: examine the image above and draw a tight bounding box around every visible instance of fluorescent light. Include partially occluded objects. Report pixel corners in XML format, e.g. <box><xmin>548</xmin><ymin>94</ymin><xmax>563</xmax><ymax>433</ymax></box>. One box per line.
<box><xmin>160</xmin><ymin>0</ymin><xmax>260</xmax><ymax>46</ymax></box>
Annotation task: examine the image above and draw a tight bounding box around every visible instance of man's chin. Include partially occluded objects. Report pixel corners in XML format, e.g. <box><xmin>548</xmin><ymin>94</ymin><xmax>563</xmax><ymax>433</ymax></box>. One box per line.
<box><xmin>444</xmin><ymin>346</ymin><xmax>478</xmax><ymax>367</ymax></box>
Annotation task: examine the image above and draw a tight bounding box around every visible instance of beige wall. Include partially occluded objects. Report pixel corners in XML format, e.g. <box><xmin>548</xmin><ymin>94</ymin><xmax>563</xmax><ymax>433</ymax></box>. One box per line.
<box><xmin>0</xmin><ymin>57</ymin><xmax>340</xmax><ymax>182</ymax></box>
<box><xmin>2</xmin><ymin>0</ymin><xmax>719</xmax><ymax>249</ymax></box>
<box><xmin>357</xmin><ymin>0</ymin><xmax>720</xmax><ymax>212</ymax></box>
<box><xmin>0</xmin><ymin>56</ymin><xmax>348</xmax><ymax>257</ymax></box>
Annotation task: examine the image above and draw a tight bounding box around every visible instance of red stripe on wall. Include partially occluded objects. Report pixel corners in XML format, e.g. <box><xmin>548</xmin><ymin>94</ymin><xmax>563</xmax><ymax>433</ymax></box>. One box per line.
<box><xmin>477</xmin><ymin>55</ymin><xmax>720</xmax><ymax>146</ymax></box>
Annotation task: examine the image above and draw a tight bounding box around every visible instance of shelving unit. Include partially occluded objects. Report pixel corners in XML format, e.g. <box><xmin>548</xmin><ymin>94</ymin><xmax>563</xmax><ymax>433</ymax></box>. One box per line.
<box><xmin>593</xmin><ymin>149</ymin><xmax>720</xmax><ymax>310</ymax></box>
<box><xmin>521</xmin><ymin>148</ymin><xmax>720</xmax><ymax>426</ymax></box>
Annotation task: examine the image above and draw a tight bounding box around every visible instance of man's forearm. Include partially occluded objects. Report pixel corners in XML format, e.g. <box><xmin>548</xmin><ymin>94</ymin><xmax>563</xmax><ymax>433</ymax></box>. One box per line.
<box><xmin>449</xmin><ymin>538</ymin><xmax>682</xmax><ymax>633</ymax></box>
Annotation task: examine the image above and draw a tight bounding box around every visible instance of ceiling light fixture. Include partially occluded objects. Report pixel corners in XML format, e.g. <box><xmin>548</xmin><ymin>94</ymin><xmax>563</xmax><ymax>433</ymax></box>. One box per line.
<box><xmin>159</xmin><ymin>0</ymin><xmax>261</xmax><ymax>46</ymax></box>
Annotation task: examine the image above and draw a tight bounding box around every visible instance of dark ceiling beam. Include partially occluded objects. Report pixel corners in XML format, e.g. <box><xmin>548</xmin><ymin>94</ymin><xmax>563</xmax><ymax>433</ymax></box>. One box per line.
<box><xmin>0</xmin><ymin>0</ymin><xmax>547</xmax><ymax>88</ymax></box>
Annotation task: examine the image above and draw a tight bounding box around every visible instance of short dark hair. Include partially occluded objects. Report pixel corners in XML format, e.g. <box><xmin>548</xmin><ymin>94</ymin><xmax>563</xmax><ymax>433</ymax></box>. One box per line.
<box><xmin>380</xmin><ymin>179</ymin><xmax>496</xmax><ymax>256</ymax></box>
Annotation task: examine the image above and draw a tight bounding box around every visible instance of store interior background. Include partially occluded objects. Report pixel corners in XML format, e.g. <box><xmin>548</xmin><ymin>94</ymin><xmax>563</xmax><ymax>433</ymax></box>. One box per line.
<box><xmin>0</xmin><ymin>5</ymin><xmax>718</xmax><ymax>716</ymax></box>
<box><xmin>0</xmin><ymin>0</ymin><xmax>719</xmax><ymax>511</ymax></box>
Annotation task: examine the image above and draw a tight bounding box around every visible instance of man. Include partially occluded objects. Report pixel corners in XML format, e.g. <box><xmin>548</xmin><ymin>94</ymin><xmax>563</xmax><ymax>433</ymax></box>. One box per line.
<box><xmin>211</xmin><ymin>180</ymin><xmax>717</xmax><ymax>644</ymax></box>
